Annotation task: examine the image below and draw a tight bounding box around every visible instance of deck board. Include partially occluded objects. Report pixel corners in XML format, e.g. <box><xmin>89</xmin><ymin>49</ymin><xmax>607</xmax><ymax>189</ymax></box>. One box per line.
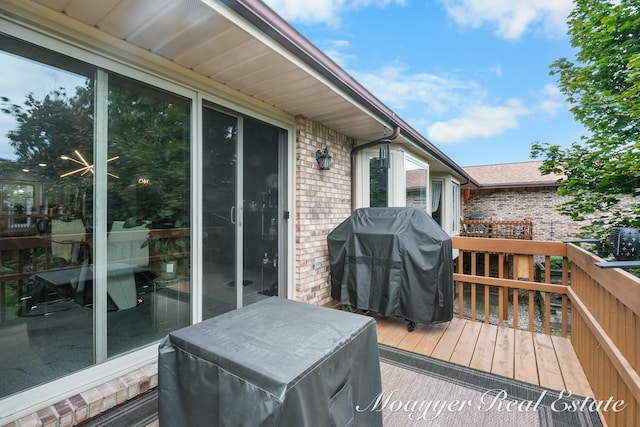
<box><xmin>367</xmin><ymin>312</ymin><xmax>594</xmax><ymax>397</ymax></box>
<box><xmin>431</xmin><ymin>317</ymin><xmax>466</xmax><ymax>360</ymax></box>
<box><xmin>326</xmin><ymin>303</ymin><xmax>595</xmax><ymax>397</ymax></box>
<box><xmin>492</xmin><ymin>325</ymin><xmax>515</xmax><ymax>378</ymax></box>
<box><xmin>469</xmin><ymin>323</ymin><xmax>498</xmax><ymax>372</ymax></box>
<box><xmin>533</xmin><ymin>333</ymin><xmax>565</xmax><ymax>391</ymax></box>
<box><xmin>550</xmin><ymin>335</ymin><xmax>594</xmax><ymax>397</ymax></box>
<box><xmin>513</xmin><ymin>329</ymin><xmax>540</xmax><ymax>385</ymax></box>
<box><xmin>413</xmin><ymin>321</ymin><xmax>448</xmax><ymax>355</ymax></box>
<box><xmin>450</xmin><ymin>320</ymin><xmax>482</xmax><ymax>366</ymax></box>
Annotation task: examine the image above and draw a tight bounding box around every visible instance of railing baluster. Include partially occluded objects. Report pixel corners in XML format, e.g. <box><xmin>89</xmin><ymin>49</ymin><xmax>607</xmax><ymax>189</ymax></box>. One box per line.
<box><xmin>529</xmin><ymin>290</ymin><xmax>535</xmax><ymax>332</ymax></box>
<box><xmin>471</xmin><ymin>251</ymin><xmax>477</xmax><ymax>321</ymax></box>
<box><xmin>458</xmin><ymin>281</ymin><xmax>464</xmax><ymax>319</ymax></box>
<box><xmin>498</xmin><ymin>254</ymin><xmax>508</xmax><ymax>321</ymax></box>
<box><xmin>561</xmin><ymin>294</ymin><xmax>568</xmax><ymax>338</ymax></box>
<box><xmin>513</xmin><ymin>288</ymin><xmax>519</xmax><ymax>330</ymax></box>
<box><xmin>471</xmin><ymin>283</ymin><xmax>477</xmax><ymax>322</ymax></box>
<box><xmin>545</xmin><ymin>291</ymin><xmax>551</xmax><ymax>335</ymax></box>
<box><xmin>484</xmin><ymin>284</ymin><xmax>490</xmax><ymax>324</ymax></box>
<box><xmin>457</xmin><ymin>251</ymin><xmax>464</xmax><ymax>319</ymax></box>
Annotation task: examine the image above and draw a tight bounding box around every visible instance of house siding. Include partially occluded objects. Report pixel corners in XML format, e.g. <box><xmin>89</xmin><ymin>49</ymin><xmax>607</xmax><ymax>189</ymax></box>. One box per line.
<box><xmin>294</xmin><ymin>116</ymin><xmax>353</xmax><ymax>305</ymax></box>
<box><xmin>464</xmin><ymin>186</ymin><xmax>585</xmax><ymax>241</ymax></box>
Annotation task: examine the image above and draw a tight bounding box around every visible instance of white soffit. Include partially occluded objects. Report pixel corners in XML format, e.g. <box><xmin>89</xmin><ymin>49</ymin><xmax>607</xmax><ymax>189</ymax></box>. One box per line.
<box><xmin>30</xmin><ymin>0</ymin><xmax>395</xmax><ymax>143</ymax></box>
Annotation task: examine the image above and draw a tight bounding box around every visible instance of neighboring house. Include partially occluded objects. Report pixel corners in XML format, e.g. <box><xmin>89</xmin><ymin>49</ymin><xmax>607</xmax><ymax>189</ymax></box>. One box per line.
<box><xmin>0</xmin><ymin>0</ymin><xmax>472</xmax><ymax>423</ymax></box>
<box><xmin>461</xmin><ymin>161</ymin><xmax>584</xmax><ymax>241</ymax></box>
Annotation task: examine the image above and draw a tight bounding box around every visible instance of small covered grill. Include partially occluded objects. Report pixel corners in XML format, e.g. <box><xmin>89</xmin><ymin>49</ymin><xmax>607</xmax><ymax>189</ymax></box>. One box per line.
<box><xmin>328</xmin><ymin>207</ymin><xmax>453</xmax><ymax>330</ymax></box>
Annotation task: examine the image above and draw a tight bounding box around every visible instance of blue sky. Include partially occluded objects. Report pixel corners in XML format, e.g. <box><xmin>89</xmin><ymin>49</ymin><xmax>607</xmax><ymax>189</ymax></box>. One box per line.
<box><xmin>264</xmin><ymin>0</ymin><xmax>587</xmax><ymax>167</ymax></box>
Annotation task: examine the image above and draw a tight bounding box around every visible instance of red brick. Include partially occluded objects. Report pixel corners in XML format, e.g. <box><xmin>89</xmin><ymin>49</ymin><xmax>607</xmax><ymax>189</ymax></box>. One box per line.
<box><xmin>53</xmin><ymin>401</ymin><xmax>73</xmax><ymax>427</ymax></box>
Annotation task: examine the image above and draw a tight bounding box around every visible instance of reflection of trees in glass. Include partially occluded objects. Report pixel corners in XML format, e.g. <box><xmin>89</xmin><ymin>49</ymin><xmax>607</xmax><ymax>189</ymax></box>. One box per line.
<box><xmin>1</xmin><ymin>84</ymin><xmax>94</xmax><ymax>221</ymax></box>
<box><xmin>106</xmin><ymin>76</ymin><xmax>191</xmax><ymax>228</ymax></box>
<box><xmin>2</xmin><ymin>74</ymin><xmax>192</xmax><ymax>229</ymax></box>
<box><xmin>369</xmin><ymin>158</ymin><xmax>388</xmax><ymax>207</ymax></box>
<box><xmin>202</xmin><ymin>107</ymin><xmax>237</xmax><ymax>225</ymax></box>
<box><xmin>2</xmin><ymin>86</ymin><xmax>93</xmax><ymax>175</ymax></box>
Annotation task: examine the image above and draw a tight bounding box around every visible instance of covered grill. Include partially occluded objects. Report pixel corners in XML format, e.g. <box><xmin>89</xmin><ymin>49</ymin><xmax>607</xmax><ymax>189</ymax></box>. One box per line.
<box><xmin>328</xmin><ymin>207</ymin><xmax>453</xmax><ymax>330</ymax></box>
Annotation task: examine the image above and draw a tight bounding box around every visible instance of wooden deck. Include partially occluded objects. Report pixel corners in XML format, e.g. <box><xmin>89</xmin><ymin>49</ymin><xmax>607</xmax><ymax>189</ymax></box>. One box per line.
<box><xmin>370</xmin><ymin>313</ymin><xmax>595</xmax><ymax>398</ymax></box>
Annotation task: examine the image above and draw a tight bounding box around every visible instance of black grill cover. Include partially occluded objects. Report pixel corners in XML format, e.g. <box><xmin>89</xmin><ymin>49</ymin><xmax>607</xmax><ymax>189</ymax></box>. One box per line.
<box><xmin>328</xmin><ymin>207</ymin><xmax>453</xmax><ymax>324</ymax></box>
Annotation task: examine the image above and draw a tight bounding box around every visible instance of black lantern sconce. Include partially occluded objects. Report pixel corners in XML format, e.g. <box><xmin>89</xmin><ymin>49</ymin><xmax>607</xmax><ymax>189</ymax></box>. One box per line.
<box><xmin>315</xmin><ymin>147</ymin><xmax>332</xmax><ymax>170</ymax></box>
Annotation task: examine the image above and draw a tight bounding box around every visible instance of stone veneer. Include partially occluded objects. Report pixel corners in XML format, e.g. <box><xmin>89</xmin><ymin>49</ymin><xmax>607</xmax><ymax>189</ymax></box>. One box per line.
<box><xmin>294</xmin><ymin>115</ymin><xmax>354</xmax><ymax>305</ymax></box>
<box><xmin>1</xmin><ymin>364</ymin><xmax>157</xmax><ymax>427</ymax></box>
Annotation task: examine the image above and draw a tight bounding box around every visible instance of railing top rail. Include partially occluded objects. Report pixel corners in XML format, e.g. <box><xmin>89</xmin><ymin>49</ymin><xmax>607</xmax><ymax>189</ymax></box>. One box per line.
<box><xmin>567</xmin><ymin>243</ymin><xmax>640</xmax><ymax>317</ymax></box>
<box><xmin>461</xmin><ymin>219</ymin><xmax>533</xmax><ymax>225</ymax></box>
<box><xmin>452</xmin><ymin>236</ymin><xmax>566</xmax><ymax>256</ymax></box>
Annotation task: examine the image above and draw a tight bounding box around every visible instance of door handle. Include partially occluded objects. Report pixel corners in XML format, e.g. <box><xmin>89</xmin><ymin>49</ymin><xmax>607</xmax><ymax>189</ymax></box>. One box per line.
<box><xmin>230</xmin><ymin>206</ymin><xmax>235</xmax><ymax>225</ymax></box>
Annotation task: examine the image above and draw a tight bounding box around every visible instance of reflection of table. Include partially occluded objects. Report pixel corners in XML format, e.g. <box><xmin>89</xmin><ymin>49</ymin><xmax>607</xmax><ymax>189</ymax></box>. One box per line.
<box><xmin>159</xmin><ymin>298</ymin><xmax>382</xmax><ymax>426</ymax></box>
<box><xmin>32</xmin><ymin>263</ymin><xmax>155</xmax><ymax>310</ymax></box>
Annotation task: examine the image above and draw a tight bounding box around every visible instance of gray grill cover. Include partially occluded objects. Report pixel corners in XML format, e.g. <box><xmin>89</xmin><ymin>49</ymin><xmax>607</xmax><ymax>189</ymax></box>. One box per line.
<box><xmin>328</xmin><ymin>207</ymin><xmax>453</xmax><ymax>324</ymax></box>
<box><xmin>158</xmin><ymin>297</ymin><xmax>382</xmax><ymax>426</ymax></box>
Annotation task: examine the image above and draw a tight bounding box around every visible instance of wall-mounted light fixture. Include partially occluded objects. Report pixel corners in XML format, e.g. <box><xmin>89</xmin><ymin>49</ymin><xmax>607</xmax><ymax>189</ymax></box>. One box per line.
<box><xmin>315</xmin><ymin>147</ymin><xmax>331</xmax><ymax>170</ymax></box>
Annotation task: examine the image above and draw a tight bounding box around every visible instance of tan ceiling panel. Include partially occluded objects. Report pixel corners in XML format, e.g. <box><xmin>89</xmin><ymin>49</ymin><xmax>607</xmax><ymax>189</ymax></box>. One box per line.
<box><xmin>62</xmin><ymin>0</ymin><xmax>123</xmax><ymax>27</ymax></box>
<box><xmin>125</xmin><ymin>1</ymin><xmax>213</xmax><ymax>51</ymax></box>
<box><xmin>32</xmin><ymin>0</ymin><xmax>68</xmax><ymax>12</ymax></box>
<box><xmin>96</xmin><ymin>0</ymin><xmax>178</xmax><ymax>40</ymax></box>
<box><xmin>192</xmin><ymin>39</ymin><xmax>270</xmax><ymax>76</ymax></box>
<box><xmin>172</xmin><ymin>24</ymin><xmax>239</xmax><ymax>67</ymax></box>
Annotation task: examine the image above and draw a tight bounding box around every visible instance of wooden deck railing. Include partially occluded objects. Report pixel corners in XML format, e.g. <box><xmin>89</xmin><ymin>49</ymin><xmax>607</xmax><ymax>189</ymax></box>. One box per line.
<box><xmin>452</xmin><ymin>237</ymin><xmax>569</xmax><ymax>335</ymax></box>
<box><xmin>452</xmin><ymin>236</ymin><xmax>639</xmax><ymax>426</ymax></box>
<box><xmin>460</xmin><ymin>219</ymin><xmax>533</xmax><ymax>240</ymax></box>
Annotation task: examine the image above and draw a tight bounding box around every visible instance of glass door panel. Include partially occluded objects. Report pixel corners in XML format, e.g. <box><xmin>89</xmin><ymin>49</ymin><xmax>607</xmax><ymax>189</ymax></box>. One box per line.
<box><xmin>242</xmin><ymin>118</ymin><xmax>281</xmax><ymax>307</ymax></box>
<box><xmin>106</xmin><ymin>75</ymin><xmax>191</xmax><ymax>357</ymax></box>
<box><xmin>202</xmin><ymin>106</ymin><xmax>239</xmax><ymax>319</ymax></box>
<box><xmin>202</xmin><ymin>109</ymin><xmax>283</xmax><ymax>318</ymax></box>
<box><xmin>0</xmin><ymin>36</ymin><xmax>96</xmax><ymax>397</ymax></box>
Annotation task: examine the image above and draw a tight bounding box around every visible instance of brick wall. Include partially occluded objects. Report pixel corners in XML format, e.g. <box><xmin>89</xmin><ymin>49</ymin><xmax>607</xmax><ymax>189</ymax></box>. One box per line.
<box><xmin>294</xmin><ymin>116</ymin><xmax>353</xmax><ymax>305</ymax></box>
<box><xmin>463</xmin><ymin>186</ymin><xmax>587</xmax><ymax>241</ymax></box>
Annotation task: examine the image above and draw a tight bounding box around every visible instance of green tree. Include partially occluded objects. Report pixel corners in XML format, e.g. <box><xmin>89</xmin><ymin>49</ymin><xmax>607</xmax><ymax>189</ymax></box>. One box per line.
<box><xmin>1</xmin><ymin>86</ymin><xmax>93</xmax><ymax>179</ymax></box>
<box><xmin>531</xmin><ymin>0</ymin><xmax>640</xmax><ymax>241</ymax></box>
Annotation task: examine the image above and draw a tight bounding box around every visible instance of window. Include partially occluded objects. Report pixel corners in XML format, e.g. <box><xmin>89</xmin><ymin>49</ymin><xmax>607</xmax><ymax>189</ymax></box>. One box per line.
<box><xmin>405</xmin><ymin>157</ymin><xmax>427</xmax><ymax>210</ymax></box>
<box><xmin>431</xmin><ymin>179</ymin><xmax>443</xmax><ymax>225</ymax></box>
<box><xmin>452</xmin><ymin>181</ymin><xmax>460</xmax><ymax>234</ymax></box>
<box><xmin>0</xmin><ymin>34</ymin><xmax>191</xmax><ymax>397</ymax></box>
<box><xmin>369</xmin><ymin>156</ymin><xmax>388</xmax><ymax>207</ymax></box>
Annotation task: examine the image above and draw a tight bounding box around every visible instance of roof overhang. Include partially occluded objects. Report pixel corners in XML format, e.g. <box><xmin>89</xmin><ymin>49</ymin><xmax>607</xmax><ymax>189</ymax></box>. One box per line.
<box><xmin>8</xmin><ymin>0</ymin><xmax>473</xmax><ymax>181</ymax></box>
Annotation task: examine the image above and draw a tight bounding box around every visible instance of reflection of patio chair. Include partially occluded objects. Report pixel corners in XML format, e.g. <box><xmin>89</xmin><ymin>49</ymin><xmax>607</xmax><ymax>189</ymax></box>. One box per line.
<box><xmin>108</xmin><ymin>221</ymin><xmax>150</xmax><ymax>267</ymax></box>
<box><xmin>51</xmin><ymin>219</ymin><xmax>86</xmax><ymax>265</ymax></box>
<box><xmin>103</xmin><ymin>221</ymin><xmax>151</xmax><ymax>309</ymax></box>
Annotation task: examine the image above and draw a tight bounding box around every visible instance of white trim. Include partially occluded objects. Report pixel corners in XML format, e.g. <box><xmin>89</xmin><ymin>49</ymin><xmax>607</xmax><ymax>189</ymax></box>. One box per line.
<box><xmin>236</xmin><ymin>116</ymin><xmax>245</xmax><ymax>309</ymax></box>
<box><xmin>94</xmin><ymin>69</ymin><xmax>109</xmax><ymax>363</ymax></box>
<box><xmin>192</xmin><ymin>94</ymin><xmax>204</xmax><ymax>323</ymax></box>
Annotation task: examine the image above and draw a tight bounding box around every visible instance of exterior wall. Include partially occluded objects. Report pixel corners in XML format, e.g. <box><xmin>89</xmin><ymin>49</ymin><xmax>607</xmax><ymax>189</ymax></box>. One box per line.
<box><xmin>463</xmin><ymin>186</ymin><xmax>586</xmax><ymax>241</ymax></box>
<box><xmin>294</xmin><ymin>116</ymin><xmax>353</xmax><ymax>305</ymax></box>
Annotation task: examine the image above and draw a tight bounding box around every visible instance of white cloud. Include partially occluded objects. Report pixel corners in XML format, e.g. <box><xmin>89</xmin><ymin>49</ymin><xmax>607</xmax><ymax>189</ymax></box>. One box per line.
<box><xmin>437</xmin><ymin>0</ymin><xmax>573</xmax><ymax>40</ymax></box>
<box><xmin>351</xmin><ymin>63</ymin><xmax>479</xmax><ymax>116</ymax></box>
<box><xmin>263</xmin><ymin>0</ymin><xmax>405</xmax><ymax>26</ymax></box>
<box><xmin>535</xmin><ymin>83</ymin><xmax>564</xmax><ymax>117</ymax></box>
<box><xmin>427</xmin><ymin>99</ymin><xmax>530</xmax><ymax>144</ymax></box>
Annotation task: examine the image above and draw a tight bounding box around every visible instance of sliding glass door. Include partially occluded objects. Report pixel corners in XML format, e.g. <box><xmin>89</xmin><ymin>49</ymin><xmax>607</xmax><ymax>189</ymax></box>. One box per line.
<box><xmin>202</xmin><ymin>105</ymin><xmax>284</xmax><ymax>320</ymax></box>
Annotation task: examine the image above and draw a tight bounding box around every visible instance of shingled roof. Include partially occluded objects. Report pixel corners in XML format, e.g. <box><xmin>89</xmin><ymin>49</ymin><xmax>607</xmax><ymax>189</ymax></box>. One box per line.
<box><xmin>463</xmin><ymin>161</ymin><xmax>562</xmax><ymax>188</ymax></box>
